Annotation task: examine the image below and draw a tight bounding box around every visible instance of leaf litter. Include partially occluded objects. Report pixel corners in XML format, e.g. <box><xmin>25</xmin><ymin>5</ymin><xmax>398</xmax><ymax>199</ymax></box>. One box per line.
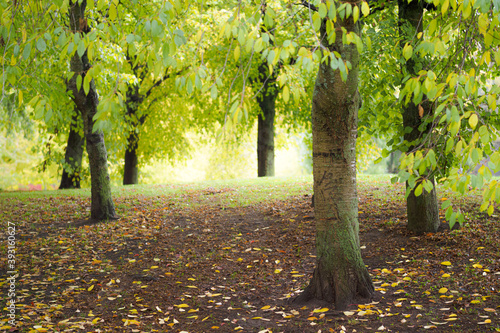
<box><xmin>0</xmin><ymin>178</ymin><xmax>499</xmax><ymax>332</ymax></box>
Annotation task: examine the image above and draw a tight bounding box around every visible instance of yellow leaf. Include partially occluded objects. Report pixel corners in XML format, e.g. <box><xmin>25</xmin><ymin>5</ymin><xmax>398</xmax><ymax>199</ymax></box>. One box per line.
<box><xmin>439</xmin><ymin>288</ymin><xmax>448</xmax><ymax>294</ymax></box>
<box><xmin>472</xmin><ymin>263</ymin><xmax>483</xmax><ymax>269</ymax></box>
<box><xmin>442</xmin><ymin>273</ymin><xmax>450</xmax><ymax>278</ymax></box>
<box><xmin>469</xmin><ymin>114</ymin><xmax>478</xmax><ymax>129</ymax></box>
<box><xmin>92</xmin><ymin>317</ymin><xmax>100</xmax><ymax>325</ymax></box>
<box><xmin>175</xmin><ymin>304</ymin><xmax>190</xmax><ymax>308</ymax></box>
<box><xmin>361</xmin><ymin>1</ymin><xmax>370</xmax><ymax>16</ymax></box>
<box><xmin>274</xmin><ymin>269</ymin><xmax>282</xmax><ymax>274</ymax></box>
<box><xmin>88</xmin><ymin>285</ymin><xmax>94</xmax><ymax>292</ymax></box>
<box><xmin>92</xmin><ymin>259</ymin><xmax>102</xmax><ymax>264</ymax></box>
<box><xmin>234</xmin><ymin>45</ymin><xmax>240</xmax><ymax>62</ymax></box>
<box><xmin>441</xmin><ymin>261</ymin><xmax>452</xmax><ymax>266</ymax></box>
<box><xmin>261</xmin><ymin>305</ymin><xmax>270</xmax><ymax>310</ymax></box>
<box><xmin>150</xmin><ymin>266</ymin><xmax>159</xmax><ymax>269</ymax></box>
<box><xmin>312</xmin><ymin>308</ymin><xmax>329</xmax><ymax>313</ymax></box>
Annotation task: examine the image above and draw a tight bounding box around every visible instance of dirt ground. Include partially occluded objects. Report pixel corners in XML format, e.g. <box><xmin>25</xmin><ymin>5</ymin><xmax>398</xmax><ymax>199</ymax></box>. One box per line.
<box><xmin>1</xmin><ymin>183</ymin><xmax>499</xmax><ymax>332</ymax></box>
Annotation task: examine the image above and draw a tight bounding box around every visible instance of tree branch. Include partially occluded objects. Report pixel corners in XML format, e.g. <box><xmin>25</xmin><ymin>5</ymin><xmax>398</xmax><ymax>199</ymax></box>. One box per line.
<box><xmin>298</xmin><ymin>0</ymin><xmax>318</xmax><ymax>12</ymax></box>
<box><xmin>143</xmin><ymin>66</ymin><xmax>190</xmax><ymax>100</ymax></box>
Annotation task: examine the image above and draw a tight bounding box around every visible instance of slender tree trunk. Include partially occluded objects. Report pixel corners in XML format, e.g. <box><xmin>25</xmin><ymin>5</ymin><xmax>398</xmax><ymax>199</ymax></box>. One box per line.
<box><xmin>293</xmin><ymin>14</ymin><xmax>373</xmax><ymax>310</ymax></box>
<box><xmin>123</xmin><ymin>131</ymin><xmax>139</xmax><ymax>185</ymax></box>
<box><xmin>123</xmin><ymin>84</ymin><xmax>144</xmax><ymax>185</ymax></box>
<box><xmin>59</xmin><ymin>112</ymin><xmax>85</xmax><ymax>189</ymax></box>
<box><xmin>399</xmin><ymin>0</ymin><xmax>439</xmax><ymax>234</ymax></box>
<box><xmin>67</xmin><ymin>0</ymin><xmax>117</xmax><ymax>221</ymax></box>
<box><xmin>257</xmin><ymin>62</ymin><xmax>278</xmax><ymax>177</ymax></box>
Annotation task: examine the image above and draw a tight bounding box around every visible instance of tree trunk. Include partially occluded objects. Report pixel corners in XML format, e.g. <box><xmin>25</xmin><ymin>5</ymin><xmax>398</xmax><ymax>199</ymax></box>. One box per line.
<box><xmin>123</xmin><ymin>131</ymin><xmax>139</xmax><ymax>185</ymax></box>
<box><xmin>59</xmin><ymin>112</ymin><xmax>85</xmax><ymax>189</ymax></box>
<box><xmin>67</xmin><ymin>0</ymin><xmax>117</xmax><ymax>221</ymax></box>
<box><xmin>123</xmin><ymin>84</ymin><xmax>144</xmax><ymax>185</ymax></box>
<box><xmin>293</xmin><ymin>15</ymin><xmax>373</xmax><ymax>310</ymax></box>
<box><xmin>399</xmin><ymin>0</ymin><xmax>440</xmax><ymax>234</ymax></box>
<box><xmin>257</xmin><ymin>62</ymin><xmax>277</xmax><ymax>177</ymax></box>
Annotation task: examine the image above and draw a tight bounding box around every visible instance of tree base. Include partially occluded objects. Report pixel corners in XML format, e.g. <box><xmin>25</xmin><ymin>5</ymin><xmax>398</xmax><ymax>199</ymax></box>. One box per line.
<box><xmin>291</xmin><ymin>262</ymin><xmax>374</xmax><ymax>310</ymax></box>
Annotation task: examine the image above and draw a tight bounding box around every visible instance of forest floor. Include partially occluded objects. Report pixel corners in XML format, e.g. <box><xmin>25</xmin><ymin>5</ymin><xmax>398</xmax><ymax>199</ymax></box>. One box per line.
<box><xmin>1</xmin><ymin>175</ymin><xmax>499</xmax><ymax>333</ymax></box>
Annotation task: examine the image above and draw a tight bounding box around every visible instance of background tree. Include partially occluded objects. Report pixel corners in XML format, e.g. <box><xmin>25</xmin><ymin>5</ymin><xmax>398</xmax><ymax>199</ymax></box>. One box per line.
<box><xmin>59</xmin><ymin>110</ymin><xmax>85</xmax><ymax>189</ymax></box>
<box><xmin>398</xmin><ymin>0</ymin><xmax>440</xmax><ymax>233</ymax></box>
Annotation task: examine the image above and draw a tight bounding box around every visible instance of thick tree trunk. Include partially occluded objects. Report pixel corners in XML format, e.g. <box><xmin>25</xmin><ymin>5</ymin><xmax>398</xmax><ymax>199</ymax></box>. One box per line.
<box><xmin>123</xmin><ymin>131</ymin><xmax>139</xmax><ymax>185</ymax></box>
<box><xmin>399</xmin><ymin>0</ymin><xmax>440</xmax><ymax>234</ymax></box>
<box><xmin>257</xmin><ymin>63</ymin><xmax>277</xmax><ymax>177</ymax></box>
<box><xmin>59</xmin><ymin>113</ymin><xmax>84</xmax><ymax>189</ymax></box>
<box><xmin>67</xmin><ymin>0</ymin><xmax>117</xmax><ymax>221</ymax></box>
<box><xmin>293</xmin><ymin>15</ymin><xmax>373</xmax><ymax>310</ymax></box>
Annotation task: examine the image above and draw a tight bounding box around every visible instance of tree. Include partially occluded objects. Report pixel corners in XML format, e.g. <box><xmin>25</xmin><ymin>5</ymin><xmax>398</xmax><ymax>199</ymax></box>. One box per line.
<box><xmin>59</xmin><ymin>111</ymin><xmax>85</xmax><ymax>189</ymax></box>
<box><xmin>399</xmin><ymin>0</ymin><xmax>439</xmax><ymax>233</ymax></box>
<box><xmin>66</xmin><ymin>0</ymin><xmax>116</xmax><ymax>220</ymax></box>
<box><xmin>255</xmin><ymin>4</ymin><xmax>278</xmax><ymax>177</ymax></box>
<box><xmin>292</xmin><ymin>1</ymin><xmax>374</xmax><ymax>309</ymax></box>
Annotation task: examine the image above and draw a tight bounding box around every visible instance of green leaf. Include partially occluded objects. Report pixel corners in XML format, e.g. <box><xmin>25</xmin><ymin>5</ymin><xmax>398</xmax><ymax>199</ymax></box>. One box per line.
<box><xmin>318</xmin><ymin>3</ymin><xmax>327</xmax><ymax>18</ymax></box>
<box><xmin>77</xmin><ymin>40</ymin><xmax>86</xmax><ymax>57</ymax></box>
<box><xmin>109</xmin><ymin>4</ymin><xmax>117</xmax><ymax>21</ymax></box>
<box><xmin>254</xmin><ymin>38</ymin><xmax>263</xmax><ymax>52</ymax></box>
<box><xmin>76</xmin><ymin>74</ymin><xmax>82</xmax><ymax>92</ymax></box>
<box><xmin>36</xmin><ymin>38</ymin><xmax>47</xmax><ymax>52</ymax></box>
<box><xmin>414</xmin><ymin>183</ymin><xmax>423</xmax><ymax>197</ymax></box>
<box><xmin>210</xmin><ymin>85</ymin><xmax>218</xmax><ymax>100</ymax></box>
<box><xmin>152</xmin><ymin>20</ymin><xmax>162</xmax><ymax>37</ymax></box>
<box><xmin>83</xmin><ymin>75</ymin><xmax>90</xmax><ymax>95</ymax></box>
<box><xmin>126</xmin><ymin>34</ymin><xmax>135</xmax><ymax>44</ymax></box>
<box><xmin>352</xmin><ymin>5</ymin><xmax>359</xmax><ymax>23</ymax></box>
<box><xmin>402</xmin><ymin>43</ymin><xmax>413</xmax><ymax>61</ymax></box>
<box><xmin>283</xmin><ymin>85</ymin><xmax>290</xmax><ymax>103</ymax></box>
<box><xmin>22</xmin><ymin>42</ymin><xmax>32</xmax><ymax>60</ymax></box>
<box><xmin>312</xmin><ymin>12</ymin><xmax>321</xmax><ymax>32</ymax></box>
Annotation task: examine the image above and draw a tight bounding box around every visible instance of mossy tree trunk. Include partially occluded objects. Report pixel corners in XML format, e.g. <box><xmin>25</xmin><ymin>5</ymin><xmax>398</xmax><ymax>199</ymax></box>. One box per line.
<box><xmin>293</xmin><ymin>13</ymin><xmax>373</xmax><ymax>310</ymax></box>
<box><xmin>257</xmin><ymin>62</ymin><xmax>278</xmax><ymax>177</ymax></box>
<box><xmin>59</xmin><ymin>112</ymin><xmax>85</xmax><ymax>189</ymax></box>
<box><xmin>399</xmin><ymin>0</ymin><xmax>440</xmax><ymax>234</ymax></box>
<box><xmin>67</xmin><ymin>0</ymin><xmax>117</xmax><ymax>221</ymax></box>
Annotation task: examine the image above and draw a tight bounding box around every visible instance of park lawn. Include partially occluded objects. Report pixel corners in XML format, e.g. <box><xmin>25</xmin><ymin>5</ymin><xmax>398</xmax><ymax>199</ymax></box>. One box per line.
<box><xmin>1</xmin><ymin>175</ymin><xmax>499</xmax><ymax>332</ymax></box>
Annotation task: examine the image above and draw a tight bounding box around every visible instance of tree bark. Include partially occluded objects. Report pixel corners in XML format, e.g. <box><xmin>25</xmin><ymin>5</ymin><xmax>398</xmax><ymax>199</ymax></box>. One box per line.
<box><xmin>67</xmin><ymin>0</ymin><xmax>117</xmax><ymax>221</ymax></box>
<box><xmin>59</xmin><ymin>112</ymin><xmax>85</xmax><ymax>189</ymax></box>
<box><xmin>399</xmin><ymin>0</ymin><xmax>440</xmax><ymax>234</ymax></box>
<box><xmin>293</xmin><ymin>13</ymin><xmax>373</xmax><ymax>310</ymax></box>
<box><xmin>257</xmin><ymin>62</ymin><xmax>278</xmax><ymax>177</ymax></box>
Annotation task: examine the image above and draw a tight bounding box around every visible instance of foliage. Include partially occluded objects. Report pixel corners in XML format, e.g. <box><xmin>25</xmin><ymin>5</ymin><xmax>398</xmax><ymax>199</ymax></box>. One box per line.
<box><xmin>360</xmin><ymin>0</ymin><xmax>500</xmax><ymax>226</ymax></box>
